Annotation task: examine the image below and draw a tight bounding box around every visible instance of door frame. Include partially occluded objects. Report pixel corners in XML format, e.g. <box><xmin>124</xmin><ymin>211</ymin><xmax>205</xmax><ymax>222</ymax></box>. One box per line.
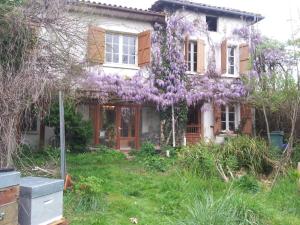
<box><xmin>186</xmin><ymin>105</ymin><xmax>202</xmax><ymax>145</ymax></box>
<box><xmin>90</xmin><ymin>104</ymin><xmax>140</xmax><ymax>150</ymax></box>
<box><xmin>115</xmin><ymin>105</ymin><xmax>141</xmax><ymax>150</ymax></box>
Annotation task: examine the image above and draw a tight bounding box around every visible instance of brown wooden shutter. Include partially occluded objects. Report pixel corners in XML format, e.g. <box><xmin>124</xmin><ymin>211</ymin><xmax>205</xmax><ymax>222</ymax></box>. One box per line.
<box><xmin>184</xmin><ymin>36</ymin><xmax>189</xmax><ymax>63</ymax></box>
<box><xmin>138</xmin><ymin>30</ymin><xmax>151</xmax><ymax>66</ymax></box>
<box><xmin>197</xmin><ymin>39</ymin><xmax>205</xmax><ymax>74</ymax></box>
<box><xmin>213</xmin><ymin>104</ymin><xmax>222</xmax><ymax>135</ymax></box>
<box><xmin>87</xmin><ymin>26</ymin><xmax>105</xmax><ymax>64</ymax></box>
<box><xmin>221</xmin><ymin>40</ymin><xmax>227</xmax><ymax>74</ymax></box>
<box><xmin>239</xmin><ymin>44</ymin><xmax>249</xmax><ymax>75</ymax></box>
<box><xmin>240</xmin><ymin>104</ymin><xmax>252</xmax><ymax>135</ymax></box>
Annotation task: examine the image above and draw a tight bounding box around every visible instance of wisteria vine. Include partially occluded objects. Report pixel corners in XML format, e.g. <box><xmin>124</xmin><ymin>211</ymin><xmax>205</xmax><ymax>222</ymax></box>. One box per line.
<box><xmin>79</xmin><ymin>15</ymin><xmax>247</xmax><ymax>107</ymax></box>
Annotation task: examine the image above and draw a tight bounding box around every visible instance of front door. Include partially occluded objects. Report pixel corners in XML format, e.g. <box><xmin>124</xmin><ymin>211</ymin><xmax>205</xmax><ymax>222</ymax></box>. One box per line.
<box><xmin>116</xmin><ymin>106</ymin><xmax>140</xmax><ymax>151</ymax></box>
<box><xmin>186</xmin><ymin>105</ymin><xmax>201</xmax><ymax>145</ymax></box>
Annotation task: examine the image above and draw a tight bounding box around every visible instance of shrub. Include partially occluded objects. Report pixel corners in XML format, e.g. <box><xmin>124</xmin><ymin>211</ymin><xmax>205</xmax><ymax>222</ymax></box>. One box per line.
<box><xmin>73</xmin><ymin>176</ymin><xmax>104</xmax><ymax>212</ymax></box>
<box><xmin>233</xmin><ymin>175</ymin><xmax>260</xmax><ymax>193</ymax></box>
<box><xmin>220</xmin><ymin>135</ymin><xmax>276</xmax><ymax>174</ymax></box>
<box><xmin>140</xmin><ymin>141</ymin><xmax>156</xmax><ymax>156</ymax></box>
<box><xmin>142</xmin><ymin>156</ymin><xmax>168</xmax><ymax>172</ymax></box>
<box><xmin>176</xmin><ymin>192</ymin><xmax>261</xmax><ymax>225</ymax></box>
<box><xmin>178</xmin><ymin>142</ymin><xmax>218</xmax><ymax>178</ymax></box>
<box><xmin>45</xmin><ymin>100</ymin><xmax>93</xmax><ymax>152</ymax></box>
<box><xmin>179</xmin><ymin>136</ymin><xmax>277</xmax><ymax>178</ymax></box>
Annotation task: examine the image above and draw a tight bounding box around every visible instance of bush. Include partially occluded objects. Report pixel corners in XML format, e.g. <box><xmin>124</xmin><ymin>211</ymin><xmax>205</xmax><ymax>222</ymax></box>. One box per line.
<box><xmin>233</xmin><ymin>175</ymin><xmax>260</xmax><ymax>193</ymax></box>
<box><xmin>140</xmin><ymin>141</ymin><xmax>156</xmax><ymax>156</ymax></box>
<box><xmin>220</xmin><ymin>135</ymin><xmax>276</xmax><ymax>174</ymax></box>
<box><xmin>177</xmin><ymin>192</ymin><xmax>261</xmax><ymax>225</ymax></box>
<box><xmin>73</xmin><ymin>176</ymin><xmax>104</xmax><ymax>212</ymax></box>
<box><xmin>142</xmin><ymin>156</ymin><xmax>168</xmax><ymax>172</ymax></box>
<box><xmin>45</xmin><ymin>100</ymin><xmax>93</xmax><ymax>152</ymax></box>
<box><xmin>178</xmin><ymin>142</ymin><xmax>218</xmax><ymax>178</ymax></box>
<box><xmin>179</xmin><ymin>136</ymin><xmax>277</xmax><ymax>178</ymax></box>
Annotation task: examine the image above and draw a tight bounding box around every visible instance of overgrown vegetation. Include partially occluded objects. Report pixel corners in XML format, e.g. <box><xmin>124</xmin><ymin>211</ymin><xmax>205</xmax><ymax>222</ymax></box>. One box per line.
<box><xmin>61</xmin><ymin>145</ymin><xmax>300</xmax><ymax>225</ymax></box>
<box><xmin>45</xmin><ymin>100</ymin><xmax>93</xmax><ymax>152</ymax></box>
<box><xmin>178</xmin><ymin>135</ymin><xmax>278</xmax><ymax>182</ymax></box>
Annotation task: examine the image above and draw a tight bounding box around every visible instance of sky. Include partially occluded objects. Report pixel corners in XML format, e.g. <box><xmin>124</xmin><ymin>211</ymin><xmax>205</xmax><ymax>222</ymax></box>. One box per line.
<box><xmin>95</xmin><ymin>0</ymin><xmax>300</xmax><ymax>41</ymax></box>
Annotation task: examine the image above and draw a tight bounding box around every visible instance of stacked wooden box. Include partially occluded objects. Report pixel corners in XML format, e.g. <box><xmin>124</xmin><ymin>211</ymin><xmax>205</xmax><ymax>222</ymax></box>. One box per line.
<box><xmin>0</xmin><ymin>171</ymin><xmax>20</xmax><ymax>225</ymax></box>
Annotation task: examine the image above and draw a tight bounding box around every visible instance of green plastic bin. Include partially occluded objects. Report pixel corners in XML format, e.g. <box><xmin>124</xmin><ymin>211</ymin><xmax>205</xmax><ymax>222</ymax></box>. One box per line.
<box><xmin>270</xmin><ymin>131</ymin><xmax>284</xmax><ymax>149</ymax></box>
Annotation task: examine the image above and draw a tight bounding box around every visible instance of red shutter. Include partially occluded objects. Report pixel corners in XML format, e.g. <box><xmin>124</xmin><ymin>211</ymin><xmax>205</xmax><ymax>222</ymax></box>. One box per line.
<box><xmin>197</xmin><ymin>39</ymin><xmax>205</xmax><ymax>74</ymax></box>
<box><xmin>213</xmin><ymin>104</ymin><xmax>222</xmax><ymax>135</ymax></box>
<box><xmin>138</xmin><ymin>30</ymin><xmax>151</xmax><ymax>66</ymax></box>
<box><xmin>239</xmin><ymin>44</ymin><xmax>249</xmax><ymax>75</ymax></box>
<box><xmin>240</xmin><ymin>104</ymin><xmax>252</xmax><ymax>135</ymax></box>
<box><xmin>87</xmin><ymin>26</ymin><xmax>105</xmax><ymax>64</ymax></box>
<box><xmin>221</xmin><ymin>40</ymin><xmax>227</xmax><ymax>74</ymax></box>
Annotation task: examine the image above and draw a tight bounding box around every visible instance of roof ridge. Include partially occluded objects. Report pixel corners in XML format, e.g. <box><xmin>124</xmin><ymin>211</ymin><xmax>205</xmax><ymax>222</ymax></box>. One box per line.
<box><xmin>151</xmin><ymin>0</ymin><xmax>263</xmax><ymax>20</ymax></box>
<box><xmin>70</xmin><ymin>0</ymin><xmax>164</xmax><ymax>15</ymax></box>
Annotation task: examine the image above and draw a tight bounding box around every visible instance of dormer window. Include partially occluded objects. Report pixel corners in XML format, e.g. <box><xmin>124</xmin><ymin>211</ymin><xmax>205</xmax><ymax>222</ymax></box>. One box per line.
<box><xmin>206</xmin><ymin>16</ymin><xmax>218</xmax><ymax>32</ymax></box>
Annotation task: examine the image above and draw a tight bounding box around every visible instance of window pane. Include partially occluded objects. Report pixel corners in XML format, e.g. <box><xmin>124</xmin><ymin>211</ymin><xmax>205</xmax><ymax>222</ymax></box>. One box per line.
<box><xmin>229</xmin><ymin>105</ymin><xmax>235</xmax><ymax>112</ymax></box>
<box><xmin>129</xmin><ymin>45</ymin><xmax>135</xmax><ymax>55</ymax></box>
<box><xmin>229</xmin><ymin>112</ymin><xmax>235</xmax><ymax>121</ymax></box>
<box><xmin>229</xmin><ymin>66</ymin><xmax>234</xmax><ymax>74</ymax></box>
<box><xmin>106</xmin><ymin>34</ymin><xmax>112</xmax><ymax>43</ymax></box>
<box><xmin>123</xmin><ymin>45</ymin><xmax>128</xmax><ymax>54</ymax></box>
<box><xmin>221</xmin><ymin>112</ymin><xmax>226</xmax><ymax>122</ymax></box>
<box><xmin>221</xmin><ymin>105</ymin><xmax>226</xmax><ymax>112</ymax></box>
<box><xmin>113</xmin><ymin>44</ymin><xmax>119</xmax><ymax>53</ymax></box>
<box><xmin>229</xmin><ymin>121</ymin><xmax>235</xmax><ymax>130</ymax></box>
<box><xmin>230</xmin><ymin>47</ymin><xmax>234</xmax><ymax>56</ymax></box>
<box><xmin>123</xmin><ymin>36</ymin><xmax>128</xmax><ymax>44</ymax></box>
<box><xmin>113</xmin><ymin>35</ymin><xmax>119</xmax><ymax>43</ymax></box>
<box><xmin>129</xmin><ymin>37</ymin><xmax>135</xmax><ymax>46</ymax></box>
<box><xmin>129</xmin><ymin>55</ymin><xmax>135</xmax><ymax>64</ymax></box>
<box><xmin>106</xmin><ymin>53</ymin><xmax>112</xmax><ymax>62</ymax></box>
<box><xmin>106</xmin><ymin>43</ymin><xmax>112</xmax><ymax>53</ymax></box>
<box><xmin>221</xmin><ymin>121</ymin><xmax>226</xmax><ymax>130</ymax></box>
<box><xmin>113</xmin><ymin>54</ymin><xmax>119</xmax><ymax>63</ymax></box>
<box><xmin>122</xmin><ymin>55</ymin><xmax>128</xmax><ymax>64</ymax></box>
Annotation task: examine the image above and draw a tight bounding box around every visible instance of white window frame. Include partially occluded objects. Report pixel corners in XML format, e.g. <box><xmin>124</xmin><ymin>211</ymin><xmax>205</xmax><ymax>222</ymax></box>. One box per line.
<box><xmin>221</xmin><ymin>104</ymin><xmax>240</xmax><ymax>131</ymax></box>
<box><xmin>188</xmin><ymin>41</ymin><xmax>197</xmax><ymax>73</ymax></box>
<box><xmin>226</xmin><ymin>45</ymin><xmax>239</xmax><ymax>76</ymax></box>
<box><xmin>105</xmin><ymin>32</ymin><xmax>137</xmax><ymax>66</ymax></box>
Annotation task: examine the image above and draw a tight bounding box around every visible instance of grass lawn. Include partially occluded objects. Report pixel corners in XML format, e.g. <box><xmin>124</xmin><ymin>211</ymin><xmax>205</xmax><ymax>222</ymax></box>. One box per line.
<box><xmin>63</xmin><ymin>150</ymin><xmax>300</xmax><ymax>225</ymax></box>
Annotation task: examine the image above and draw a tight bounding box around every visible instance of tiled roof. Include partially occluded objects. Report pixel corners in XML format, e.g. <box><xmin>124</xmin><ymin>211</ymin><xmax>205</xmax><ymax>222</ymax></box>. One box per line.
<box><xmin>69</xmin><ymin>0</ymin><xmax>165</xmax><ymax>17</ymax></box>
<box><xmin>151</xmin><ymin>0</ymin><xmax>264</xmax><ymax>22</ymax></box>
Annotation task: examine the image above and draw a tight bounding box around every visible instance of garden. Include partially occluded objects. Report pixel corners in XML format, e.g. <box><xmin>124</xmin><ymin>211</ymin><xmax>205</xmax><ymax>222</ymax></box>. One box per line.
<box><xmin>17</xmin><ymin>137</ymin><xmax>300</xmax><ymax>225</ymax></box>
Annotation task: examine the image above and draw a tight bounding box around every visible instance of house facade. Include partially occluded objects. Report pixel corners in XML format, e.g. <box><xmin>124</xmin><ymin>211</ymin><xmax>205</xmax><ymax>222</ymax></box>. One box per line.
<box><xmin>22</xmin><ymin>0</ymin><xmax>263</xmax><ymax>151</ymax></box>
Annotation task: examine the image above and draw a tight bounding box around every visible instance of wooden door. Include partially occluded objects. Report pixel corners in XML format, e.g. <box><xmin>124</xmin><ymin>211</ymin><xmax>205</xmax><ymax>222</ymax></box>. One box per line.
<box><xmin>186</xmin><ymin>106</ymin><xmax>201</xmax><ymax>145</ymax></box>
<box><xmin>116</xmin><ymin>106</ymin><xmax>140</xmax><ymax>151</ymax></box>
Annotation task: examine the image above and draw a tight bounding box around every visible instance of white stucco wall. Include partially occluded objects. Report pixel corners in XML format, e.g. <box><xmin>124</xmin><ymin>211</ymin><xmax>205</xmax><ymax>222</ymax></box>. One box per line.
<box><xmin>70</xmin><ymin>12</ymin><xmax>154</xmax><ymax>77</ymax></box>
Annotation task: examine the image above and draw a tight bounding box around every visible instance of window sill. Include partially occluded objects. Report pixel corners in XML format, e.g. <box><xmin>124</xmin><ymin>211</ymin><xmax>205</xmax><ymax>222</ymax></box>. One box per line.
<box><xmin>185</xmin><ymin>71</ymin><xmax>205</xmax><ymax>76</ymax></box>
<box><xmin>221</xmin><ymin>73</ymin><xmax>239</xmax><ymax>78</ymax></box>
<box><xmin>103</xmin><ymin>63</ymin><xmax>140</xmax><ymax>70</ymax></box>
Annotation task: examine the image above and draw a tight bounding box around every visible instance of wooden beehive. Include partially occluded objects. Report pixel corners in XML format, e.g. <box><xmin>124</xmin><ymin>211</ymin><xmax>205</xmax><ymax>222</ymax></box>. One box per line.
<box><xmin>0</xmin><ymin>171</ymin><xmax>20</xmax><ymax>225</ymax></box>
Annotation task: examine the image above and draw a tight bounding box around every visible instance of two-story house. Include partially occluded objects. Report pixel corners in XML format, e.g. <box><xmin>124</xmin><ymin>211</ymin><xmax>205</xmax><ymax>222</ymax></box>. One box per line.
<box><xmin>22</xmin><ymin>0</ymin><xmax>263</xmax><ymax>151</ymax></box>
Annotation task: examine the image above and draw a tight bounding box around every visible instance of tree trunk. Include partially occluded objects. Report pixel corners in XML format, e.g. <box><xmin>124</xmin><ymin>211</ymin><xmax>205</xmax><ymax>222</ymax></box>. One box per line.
<box><xmin>262</xmin><ymin>104</ymin><xmax>271</xmax><ymax>144</ymax></box>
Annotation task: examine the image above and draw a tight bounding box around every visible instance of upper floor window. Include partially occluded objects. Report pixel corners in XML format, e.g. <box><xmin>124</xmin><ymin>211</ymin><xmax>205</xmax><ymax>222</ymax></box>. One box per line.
<box><xmin>227</xmin><ymin>46</ymin><xmax>236</xmax><ymax>75</ymax></box>
<box><xmin>105</xmin><ymin>33</ymin><xmax>136</xmax><ymax>65</ymax></box>
<box><xmin>221</xmin><ymin>105</ymin><xmax>239</xmax><ymax>131</ymax></box>
<box><xmin>206</xmin><ymin>16</ymin><xmax>218</xmax><ymax>32</ymax></box>
<box><xmin>188</xmin><ymin>41</ymin><xmax>197</xmax><ymax>72</ymax></box>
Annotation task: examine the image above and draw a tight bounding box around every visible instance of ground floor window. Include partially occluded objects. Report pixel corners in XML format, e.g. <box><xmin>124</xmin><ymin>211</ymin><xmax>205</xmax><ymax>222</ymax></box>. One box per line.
<box><xmin>221</xmin><ymin>104</ymin><xmax>240</xmax><ymax>131</ymax></box>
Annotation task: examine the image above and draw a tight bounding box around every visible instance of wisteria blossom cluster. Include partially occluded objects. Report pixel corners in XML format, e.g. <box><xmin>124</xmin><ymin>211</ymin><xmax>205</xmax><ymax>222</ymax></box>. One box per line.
<box><xmin>79</xmin><ymin>15</ymin><xmax>247</xmax><ymax>107</ymax></box>
<box><xmin>233</xmin><ymin>27</ymin><xmax>288</xmax><ymax>78</ymax></box>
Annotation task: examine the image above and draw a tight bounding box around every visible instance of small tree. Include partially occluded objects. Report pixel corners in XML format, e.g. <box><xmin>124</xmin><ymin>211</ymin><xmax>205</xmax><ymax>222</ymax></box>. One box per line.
<box><xmin>45</xmin><ymin>100</ymin><xmax>93</xmax><ymax>152</ymax></box>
